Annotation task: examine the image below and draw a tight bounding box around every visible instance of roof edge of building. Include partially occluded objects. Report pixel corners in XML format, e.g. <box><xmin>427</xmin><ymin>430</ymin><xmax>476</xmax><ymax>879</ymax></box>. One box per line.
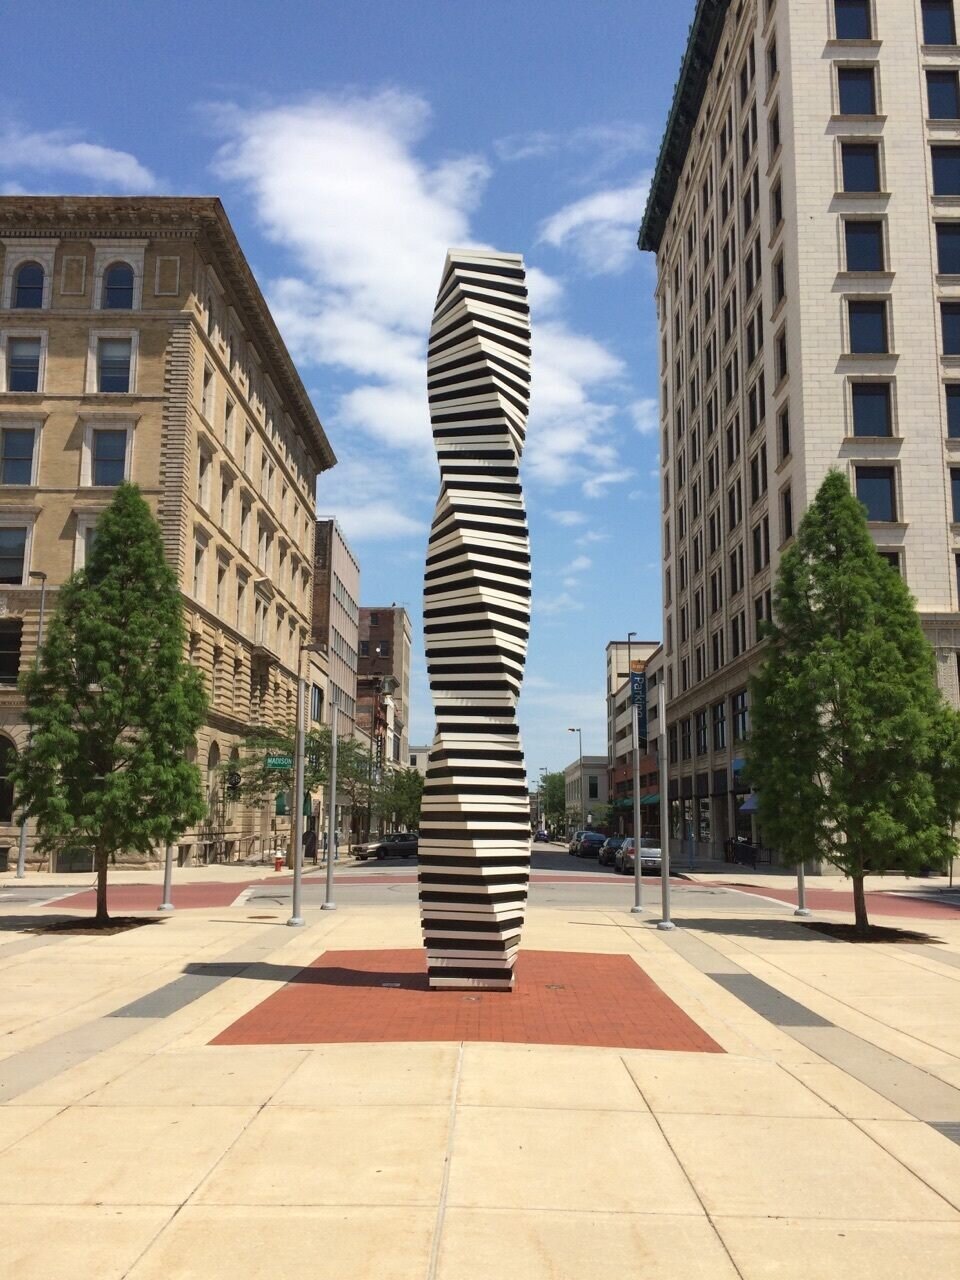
<box><xmin>638</xmin><ymin>0</ymin><xmax>732</xmax><ymax>255</ymax></box>
<box><xmin>0</xmin><ymin>195</ymin><xmax>336</xmax><ymax>472</ymax></box>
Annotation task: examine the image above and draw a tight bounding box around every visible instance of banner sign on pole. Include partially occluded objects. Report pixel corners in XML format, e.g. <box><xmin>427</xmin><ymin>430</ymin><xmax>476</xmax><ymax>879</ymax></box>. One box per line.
<box><xmin>631</xmin><ymin>672</ymin><xmax>648</xmax><ymax>741</ymax></box>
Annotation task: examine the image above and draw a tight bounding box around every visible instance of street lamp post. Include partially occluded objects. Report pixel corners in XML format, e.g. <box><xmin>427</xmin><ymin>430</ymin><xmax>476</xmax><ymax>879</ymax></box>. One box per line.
<box><xmin>657</xmin><ymin>678</ymin><xmax>676</xmax><ymax>930</ymax></box>
<box><xmin>16</xmin><ymin>571</ymin><xmax>47</xmax><ymax>879</ymax></box>
<box><xmin>288</xmin><ymin>640</ymin><xmax>324</xmax><ymax>928</ymax></box>
<box><xmin>627</xmin><ymin>632</ymin><xmax>643</xmax><ymax>915</ymax></box>
<box><xmin>321</xmin><ymin>702</ymin><xmax>339</xmax><ymax>912</ymax></box>
<box><xmin>567</xmin><ymin>727</ymin><xmax>583</xmax><ymax>830</ymax></box>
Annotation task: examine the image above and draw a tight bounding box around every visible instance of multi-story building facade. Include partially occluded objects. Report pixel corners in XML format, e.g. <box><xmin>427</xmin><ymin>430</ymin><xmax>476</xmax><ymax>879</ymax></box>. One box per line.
<box><xmin>641</xmin><ymin>0</ymin><xmax>960</xmax><ymax>863</ymax></box>
<box><xmin>0</xmin><ymin>196</ymin><xmax>335</xmax><ymax>869</ymax></box>
<box><xmin>408</xmin><ymin>744</ymin><xmax>431</xmax><ymax>778</ymax></box>
<box><xmin>311</xmin><ymin>518</ymin><xmax>360</xmax><ymax>737</ymax></box>
<box><xmin>357</xmin><ymin>605</ymin><xmax>412</xmax><ymax>766</ymax></box>
<box><xmin>564</xmin><ymin>754</ymin><xmax>609</xmax><ymax>831</ymax></box>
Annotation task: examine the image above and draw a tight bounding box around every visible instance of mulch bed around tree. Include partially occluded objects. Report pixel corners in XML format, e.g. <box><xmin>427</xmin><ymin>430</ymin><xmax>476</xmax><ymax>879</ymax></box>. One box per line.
<box><xmin>800</xmin><ymin>921</ymin><xmax>941</xmax><ymax>944</ymax></box>
<box><xmin>32</xmin><ymin>915</ymin><xmax>166</xmax><ymax>936</ymax></box>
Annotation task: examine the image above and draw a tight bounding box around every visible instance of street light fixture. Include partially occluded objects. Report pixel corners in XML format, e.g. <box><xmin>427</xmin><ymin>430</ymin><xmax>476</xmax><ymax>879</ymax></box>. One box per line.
<box><xmin>567</xmin><ymin>727</ymin><xmax>583</xmax><ymax>830</ymax></box>
<box><xmin>627</xmin><ymin>632</ymin><xmax>643</xmax><ymax>914</ymax></box>
<box><xmin>16</xmin><ymin>571</ymin><xmax>48</xmax><ymax>879</ymax></box>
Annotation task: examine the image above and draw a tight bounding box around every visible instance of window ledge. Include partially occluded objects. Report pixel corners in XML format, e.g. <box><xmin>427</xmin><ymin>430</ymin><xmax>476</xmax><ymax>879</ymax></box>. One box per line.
<box><xmin>837</xmin><ymin>270</ymin><xmax>895</xmax><ymax>283</ymax></box>
<box><xmin>842</xmin><ymin>435</ymin><xmax>899</xmax><ymax>444</ymax></box>
<box><xmin>834</xmin><ymin>190</ymin><xmax>891</xmax><ymax>200</ymax></box>
<box><xmin>922</xmin><ymin>44</ymin><xmax>960</xmax><ymax>57</ymax></box>
<box><xmin>931</xmin><ymin>195</ymin><xmax>960</xmax><ymax>205</ymax></box>
<box><xmin>843</xmin><ymin>351</ymin><xmax>898</xmax><ymax>360</ymax></box>
<box><xmin>826</xmin><ymin>39</ymin><xmax>883</xmax><ymax>52</ymax></box>
<box><xmin>830</xmin><ymin>114</ymin><xmax>887</xmax><ymax>125</ymax></box>
<box><xmin>866</xmin><ymin>520</ymin><xmax>909</xmax><ymax>531</ymax></box>
<box><xmin>775</xmin><ymin>453</ymin><xmax>792</xmax><ymax>475</ymax></box>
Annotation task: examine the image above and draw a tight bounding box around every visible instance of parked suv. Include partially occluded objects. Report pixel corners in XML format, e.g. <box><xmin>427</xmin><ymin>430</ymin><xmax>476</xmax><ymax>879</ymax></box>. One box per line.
<box><xmin>574</xmin><ymin>830</ymin><xmax>606</xmax><ymax>858</ymax></box>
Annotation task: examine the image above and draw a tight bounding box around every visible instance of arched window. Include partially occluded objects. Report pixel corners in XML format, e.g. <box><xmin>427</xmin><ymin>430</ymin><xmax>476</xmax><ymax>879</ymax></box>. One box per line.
<box><xmin>102</xmin><ymin>262</ymin><xmax>134</xmax><ymax>310</ymax></box>
<box><xmin>0</xmin><ymin>738</ymin><xmax>17</xmax><ymax>823</ymax></box>
<box><xmin>13</xmin><ymin>262</ymin><xmax>44</xmax><ymax>309</ymax></box>
<box><xmin>206</xmin><ymin>741</ymin><xmax>221</xmax><ymax>805</ymax></box>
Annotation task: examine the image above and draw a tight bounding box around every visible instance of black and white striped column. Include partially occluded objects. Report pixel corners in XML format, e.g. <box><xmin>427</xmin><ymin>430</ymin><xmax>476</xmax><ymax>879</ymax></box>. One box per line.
<box><xmin>419</xmin><ymin>249</ymin><xmax>532</xmax><ymax>990</ymax></box>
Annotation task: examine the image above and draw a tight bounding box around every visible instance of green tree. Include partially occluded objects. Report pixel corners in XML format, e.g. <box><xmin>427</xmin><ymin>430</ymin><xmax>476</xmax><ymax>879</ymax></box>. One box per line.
<box><xmin>371</xmin><ymin>767</ymin><xmax>424</xmax><ymax>831</ymax></box>
<box><xmin>747</xmin><ymin>470</ymin><xmax>960</xmax><ymax>933</ymax></box>
<box><xmin>540</xmin><ymin>770</ymin><xmax>565</xmax><ymax>830</ymax></box>
<box><xmin>13</xmin><ymin>485</ymin><xmax>207</xmax><ymax>923</ymax></box>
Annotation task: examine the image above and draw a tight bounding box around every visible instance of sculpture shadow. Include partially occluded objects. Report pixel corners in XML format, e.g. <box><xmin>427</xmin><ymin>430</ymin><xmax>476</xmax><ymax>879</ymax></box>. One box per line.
<box><xmin>183</xmin><ymin>960</ymin><xmax>430</xmax><ymax>990</ymax></box>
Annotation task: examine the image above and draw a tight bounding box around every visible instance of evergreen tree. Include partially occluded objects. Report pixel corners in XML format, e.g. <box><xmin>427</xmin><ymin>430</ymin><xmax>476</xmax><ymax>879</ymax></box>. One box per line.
<box><xmin>13</xmin><ymin>485</ymin><xmax>207</xmax><ymax>922</ymax></box>
<box><xmin>747</xmin><ymin>470</ymin><xmax>960</xmax><ymax>932</ymax></box>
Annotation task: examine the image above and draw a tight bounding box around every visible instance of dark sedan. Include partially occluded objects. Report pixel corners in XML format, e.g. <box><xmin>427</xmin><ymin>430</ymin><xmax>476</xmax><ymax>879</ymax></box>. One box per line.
<box><xmin>573</xmin><ymin>830</ymin><xmax>606</xmax><ymax>858</ymax></box>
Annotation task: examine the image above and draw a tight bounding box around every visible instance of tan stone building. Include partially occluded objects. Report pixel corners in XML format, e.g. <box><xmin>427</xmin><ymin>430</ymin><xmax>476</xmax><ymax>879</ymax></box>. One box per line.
<box><xmin>640</xmin><ymin>0</ymin><xmax>960</xmax><ymax>864</ymax></box>
<box><xmin>0</xmin><ymin>195</ymin><xmax>335</xmax><ymax>870</ymax></box>
<box><xmin>311</xmin><ymin>518</ymin><xmax>360</xmax><ymax>737</ymax></box>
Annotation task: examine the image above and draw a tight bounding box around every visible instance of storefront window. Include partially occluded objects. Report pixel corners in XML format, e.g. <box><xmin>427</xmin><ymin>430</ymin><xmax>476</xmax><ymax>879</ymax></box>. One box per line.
<box><xmin>697</xmin><ymin>798</ymin><xmax>712</xmax><ymax>842</ymax></box>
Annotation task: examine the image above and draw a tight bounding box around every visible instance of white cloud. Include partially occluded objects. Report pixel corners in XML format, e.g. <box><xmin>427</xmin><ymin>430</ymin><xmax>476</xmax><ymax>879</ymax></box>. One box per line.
<box><xmin>333</xmin><ymin>504</ymin><xmax>426</xmax><ymax>543</ymax></box>
<box><xmin>0</xmin><ymin>123</ymin><xmax>156</xmax><ymax>190</ymax></box>
<box><xmin>631</xmin><ymin>397</ymin><xmax>659</xmax><ymax>434</ymax></box>
<box><xmin>495</xmin><ymin>123</ymin><xmax>649</xmax><ymax>178</ymax></box>
<box><xmin>548</xmin><ymin>510</ymin><xmax>587</xmax><ymax>526</ymax></box>
<box><xmin>561</xmin><ymin>554</ymin><xmax>592</xmax><ymax>575</ymax></box>
<box><xmin>539</xmin><ymin>176</ymin><xmax>651</xmax><ymax>274</ymax></box>
<box><xmin>583</xmin><ymin>468</ymin><xmax>634</xmax><ymax>499</ymax></box>
<box><xmin>315</xmin><ymin>452</ymin><xmax>428</xmax><ymax>542</ymax></box>
<box><xmin>576</xmin><ymin>529</ymin><xmax>610</xmax><ymax>546</ymax></box>
<box><xmin>214</xmin><ymin>90</ymin><xmax>635</xmax><ymax>504</ymax></box>
<box><xmin>534</xmin><ymin>591</ymin><xmax>583</xmax><ymax>616</ymax></box>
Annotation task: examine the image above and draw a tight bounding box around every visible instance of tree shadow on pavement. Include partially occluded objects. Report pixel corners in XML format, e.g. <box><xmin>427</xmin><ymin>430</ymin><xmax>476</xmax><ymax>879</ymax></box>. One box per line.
<box><xmin>677</xmin><ymin>916</ymin><xmax>943</xmax><ymax>944</ymax></box>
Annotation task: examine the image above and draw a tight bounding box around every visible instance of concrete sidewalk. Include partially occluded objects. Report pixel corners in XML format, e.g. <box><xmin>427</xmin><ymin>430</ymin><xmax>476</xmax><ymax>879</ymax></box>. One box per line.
<box><xmin>1</xmin><ymin>891</ymin><xmax>959</xmax><ymax>1277</ymax></box>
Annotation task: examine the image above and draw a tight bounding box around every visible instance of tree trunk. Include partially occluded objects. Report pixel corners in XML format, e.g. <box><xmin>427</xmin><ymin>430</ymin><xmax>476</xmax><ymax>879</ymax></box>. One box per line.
<box><xmin>95</xmin><ymin>847</ymin><xmax>110</xmax><ymax>924</ymax></box>
<box><xmin>852</xmin><ymin>872</ymin><xmax>869</xmax><ymax>936</ymax></box>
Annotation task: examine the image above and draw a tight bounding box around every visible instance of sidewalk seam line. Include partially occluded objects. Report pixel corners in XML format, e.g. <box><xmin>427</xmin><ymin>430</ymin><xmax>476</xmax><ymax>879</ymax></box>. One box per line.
<box><xmin>620</xmin><ymin>1056</ymin><xmax>747</xmax><ymax>1280</ymax></box>
<box><xmin>849</xmin><ymin>1116</ymin><xmax>960</xmax><ymax>1215</ymax></box>
<box><xmin>425</xmin><ymin>1040</ymin><xmax>464</xmax><ymax>1280</ymax></box>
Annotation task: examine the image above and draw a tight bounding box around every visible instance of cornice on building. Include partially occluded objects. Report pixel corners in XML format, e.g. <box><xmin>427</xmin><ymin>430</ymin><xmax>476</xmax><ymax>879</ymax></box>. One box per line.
<box><xmin>638</xmin><ymin>0</ymin><xmax>732</xmax><ymax>254</ymax></box>
<box><xmin>0</xmin><ymin>195</ymin><xmax>336</xmax><ymax>472</ymax></box>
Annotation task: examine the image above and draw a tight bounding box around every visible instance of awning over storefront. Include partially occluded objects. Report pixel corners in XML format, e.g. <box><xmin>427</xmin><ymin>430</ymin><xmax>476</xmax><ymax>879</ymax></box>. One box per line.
<box><xmin>738</xmin><ymin>793</ymin><xmax>759</xmax><ymax>813</ymax></box>
<box><xmin>638</xmin><ymin>793</ymin><xmax>660</xmax><ymax>806</ymax></box>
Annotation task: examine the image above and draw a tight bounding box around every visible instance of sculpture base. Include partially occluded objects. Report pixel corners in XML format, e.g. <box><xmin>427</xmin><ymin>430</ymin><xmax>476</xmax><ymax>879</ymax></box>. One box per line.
<box><xmin>428</xmin><ymin>972</ymin><xmax>515</xmax><ymax>991</ymax></box>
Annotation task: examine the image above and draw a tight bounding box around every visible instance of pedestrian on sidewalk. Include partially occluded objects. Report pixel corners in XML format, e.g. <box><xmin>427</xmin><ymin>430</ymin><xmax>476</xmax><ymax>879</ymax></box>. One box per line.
<box><xmin>304</xmin><ymin>828</ymin><xmax>317</xmax><ymax>864</ymax></box>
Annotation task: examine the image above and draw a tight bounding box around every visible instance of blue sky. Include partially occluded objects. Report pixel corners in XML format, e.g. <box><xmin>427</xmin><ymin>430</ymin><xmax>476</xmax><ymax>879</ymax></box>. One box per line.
<box><xmin>4</xmin><ymin>0</ymin><xmax>691</xmax><ymax>777</ymax></box>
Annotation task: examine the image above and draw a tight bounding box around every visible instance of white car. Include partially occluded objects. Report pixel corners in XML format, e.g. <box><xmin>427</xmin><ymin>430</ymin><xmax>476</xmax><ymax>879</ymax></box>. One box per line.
<box><xmin>638</xmin><ymin>838</ymin><xmax>662</xmax><ymax>872</ymax></box>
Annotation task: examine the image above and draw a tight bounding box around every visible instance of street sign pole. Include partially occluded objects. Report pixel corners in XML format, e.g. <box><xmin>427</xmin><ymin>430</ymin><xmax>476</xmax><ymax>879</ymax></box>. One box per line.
<box><xmin>657</xmin><ymin>679</ymin><xmax>676</xmax><ymax>931</ymax></box>
<box><xmin>630</xmin><ymin>670</ymin><xmax>646</xmax><ymax>915</ymax></box>
<box><xmin>287</xmin><ymin>669</ymin><xmax>307</xmax><ymax>927</ymax></box>
<box><xmin>322</xmin><ymin>703</ymin><xmax>338</xmax><ymax>911</ymax></box>
<box><xmin>159</xmin><ymin>843</ymin><xmax>174</xmax><ymax>911</ymax></box>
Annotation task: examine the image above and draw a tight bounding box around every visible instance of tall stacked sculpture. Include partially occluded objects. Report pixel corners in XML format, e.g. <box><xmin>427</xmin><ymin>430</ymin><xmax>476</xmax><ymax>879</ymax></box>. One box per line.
<box><xmin>419</xmin><ymin>249</ymin><xmax>532</xmax><ymax>990</ymax></box>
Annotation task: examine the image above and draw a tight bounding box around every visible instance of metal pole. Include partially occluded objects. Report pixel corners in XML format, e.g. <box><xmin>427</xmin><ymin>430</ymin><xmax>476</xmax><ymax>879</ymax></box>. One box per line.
<box><xmin>578</xmin><ymin>729</ymin><xmax>584</xmax><ymax>829</ymax></box>
<box><xmin>16</xmin><ymin>575</ymin><xmax>47</xmax><ymax>879</ymax></box>
<box><xmin>628</xmin><ymin>634</ymin><xmax>643</xmax><ymax>914</ymax></box>
<box><xmin>159</xmin><ymin>843</ymin><xmax>174</xmax><ymax>911</ymax></box>
<box><xmin>322</xmin><ymin>702</ymin><xmax>338</xmax><ymax>911</ymax></box>
<box><xmin>795</xmin><ymin>857</ymin><xmax>811</xmax><ymax>916</ymax></box>
<box><xmin>657</xmin><ymin>679</ymin><xmax>675</xmax><ymax>930</ymax></box>
<box><xmin>287</xmin><ymin>661</ymin><xmax>307</xmax><ymax>927</ymax></box>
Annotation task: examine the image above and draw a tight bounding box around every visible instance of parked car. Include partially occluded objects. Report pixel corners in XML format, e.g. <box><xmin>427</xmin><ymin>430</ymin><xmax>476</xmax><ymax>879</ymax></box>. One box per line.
<box><xmin>615</xmin><ymin>837</ymin><xmax>635</xmax><ymax>874</ymax></box>
<box><xmin>574</xmin><ymin>830</ymin><xmax>606</xmax><ymax>858</ymax></box>
<box><xmin>598</xmin><ymin>836</ymin><xmax>624</xmax><ymax>867</ymax></box>
<box><xmin>356</xmin><ymin>831</ymin><xmax>418</xmax><ymax>861</ymax></box>
<box><xmin>638</xmin><ymin>837</ymin><xmax>662</xmax><ymax>873</ymax></box>
<box><xmin>533</xmin><ymin>829</ymin><xmax>550</xmax><ymax>843</ymax></box>
<box><xmin>567</xmin><ymin>830</ymin><xmax>586</xmax><ymax>854</ymax></box>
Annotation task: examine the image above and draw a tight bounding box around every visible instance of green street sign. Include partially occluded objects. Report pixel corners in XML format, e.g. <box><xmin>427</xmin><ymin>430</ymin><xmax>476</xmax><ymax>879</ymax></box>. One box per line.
<box><xmin>265</xmin><ymin>753</ymin><xmax>293</xmax><ymax>770</ymax></box>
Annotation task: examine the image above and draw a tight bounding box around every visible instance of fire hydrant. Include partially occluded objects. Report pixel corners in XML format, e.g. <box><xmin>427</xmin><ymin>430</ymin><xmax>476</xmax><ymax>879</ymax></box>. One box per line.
<box><xmin>274</xmin><ymin>853</ymin><xmax>284</xmax><ymax>872</ymax></box>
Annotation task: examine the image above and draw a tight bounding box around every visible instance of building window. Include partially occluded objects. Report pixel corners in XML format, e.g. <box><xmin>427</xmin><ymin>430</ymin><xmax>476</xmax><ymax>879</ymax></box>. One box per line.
<box><xmin>712</xmin><ymin>701</ymin><xmax>726</xmax><ymax>750</ymax></box>
<box><xmin>13</xmin><ymin>263</ymin><xmax>44</xmax><ymax>309</ymax></box>
<box><xmin>0</xmin><ymin>620</ymin><xmax>21</xmax><ymax>684</ymax></box>
<box><xmin>841</xmin><ymin>142</ymin><xmax>880</xmax><ymax>192</ymax></box>
<box><xmin>856</xmin><ymin>465</ymin><xmax>897</xmax><ymax>521</ymax></box>
<box><xmin>681</xmin><ymin>718</ymin><xmax>692</xmax><ymax>760</ymax></box>
<box><xmin>781</xmin><ymin>485</ymin><xmax>794</xmax><ymax>541</ymax></box>
<box><xmin>197</xmin><ymin>450</ymin><xmax>211</xmax><ymax>508</ymax></box>
<box><xmin>838</xmin><ymin>66</ymin><xmax>876</xmax><ymax>115</ymax></box>
<box><xmin>216</xmin><ymin>561</ymin><xmax>227</xmax><ymax>614</ymax></box>
<box><xmin>730</xmin><ymin>542</ymin><xmax>745</xmax><ymax>594</ymax></box>
<box><xmin>769</xmin><ymin>106</ymin><xmax>781</xmax><ymax>154</ymax></box>
<box><xmin>712</xmin><ymin>628</ymin><xmax>725</xmax><ymax>671</ymax></box>
<box><xmin>7</xmin><ymin>337</ymin><xmax>41</xmax><ymax>391</ymax></box>
<box><xmin>773</xmin><ymin>252</ymin><xmax>786</xmax><ymax>307</ymax></box>
<box><xmin>834</xmin><ymin>0</ymin><xmax>871</xmax><ymax>39</ymax></box>
<box><xmin>922</xmin><ymin>0</ymin><xmax>957</xmax><ymax>46</ymax></box>
<box><xmin>933</xmin><ymin>147</ymin><xmax>960</xmax><ymax>198</ymax></box>
<box><xmin>669</xmin><ymin>725</ymin><xmax>678</xmax><ymax>764</ymax></box>
<box><xmin>588</xmin><ymin>775</ymin><xmax>599</xmax><ymax>800</ymax></box>
<box><xmin>97</xmin><ymin>338</ymin><xmax>132</xmax><ymax>393</ymax></box>
<box><xmin>732</xmin><ymin>690</ymin><xmax>749</xmax><ymax>741</ymax></box>
<box><xmin>0</xmin><ymin>427</ymin><xmax>35</xmax><ymax>484</ymax></box>
<box><xmin>193</xmin><ymin>542</ymin><xmax>205</xmax><ymax>599</ymax></box>
<box><xmin>941</xmin><ymin>301</ymin><xmax>960</xmax><ymax>354</ymax></box>
<box><xmin>311</xmin><ymin>684</ymin><xmax>324</xmax><ymax>722</ymax></box>
<box><xmin>946</xmin><ymin>384</ymin><xmax>960</xmax><ymax>437</ymax></box>
<box><xmin>91</xmin><ymin>428</ymin><xmax>127</xmax><ymax>485</ymax></box>
<box><xmin>0</xmin><ymin>527</ymin><xmax>27</xmax><ymax>584</ymax></box>
<box><xmin>771</xmin><ymin>179</ymin><xmax>783</xmax><ymax>231</ymax></box>
<box><xmin>927</xmin><ymin>70</ymin><xmax>960</xmax><ymax>118</ymax></box>
<box><xmin>201</xmin><ymin>365</ymin><xmax>214</xmax><ymax>420</ymax></box>
<box><xmin>775</xmin><ymin>328</ymin><xmax>788</xmax><ymax>381</ymax></box>
<box><xmin>845</xmin><ymin>220</ymin><xmax>884</xmax><ymax>272</ymax></box>
<box><xmin>848</xmin><ymin>300</ymin><xmax>888</xmax><ymax>354</ymax></box>
<box><xmin>695</xmin><ymin>710</ymin><xmax>708</xmax><ymax>755</ymax></box>
<box><xmin>236</xmin><ymin>571</ymin><xmax>248</xmax><ymax>632</ymax></box>
<box><xmin>778</xmin><ymin>404</ymin><xmax>791</xmax><ymax>461</ymax></box>
<box><xmin>851</xmin><ymin>382</ymin><xmax>892</xmax><ymax>436</ymax></box>
<box><xmin>951</xmin><ymin>468</ymin><xmax>960</xmax><ymax>522</ymax></box>
<box><xmin>102</xmin><ymin>262</ymin><xmax>134</xmax><ymax>310</ymax></box>
<box><xmin>937</xmin><ymin>223</ymin><xmax>960</xmax><ymax>274</ymax></box>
